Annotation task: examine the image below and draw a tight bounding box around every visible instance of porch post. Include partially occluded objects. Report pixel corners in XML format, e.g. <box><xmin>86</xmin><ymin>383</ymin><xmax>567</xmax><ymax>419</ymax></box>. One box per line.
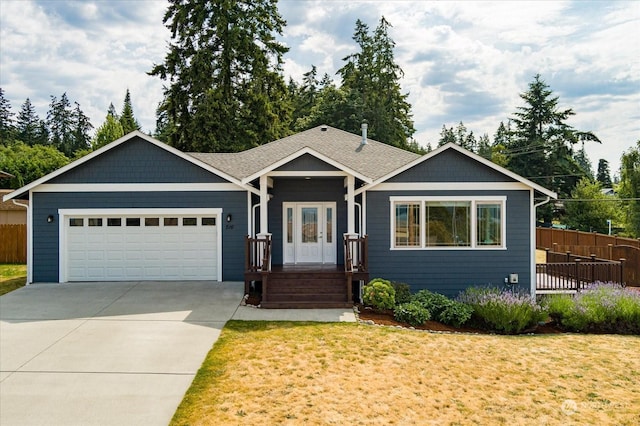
<box><xmin>346</xmin><ymin>174</ymin><xmax>355</xmax><ymax>234</ymax></box>
<box><xmin>260</xmin><ymin>174</ymin><xmax>269</xmax><ymax>234</ymax></box>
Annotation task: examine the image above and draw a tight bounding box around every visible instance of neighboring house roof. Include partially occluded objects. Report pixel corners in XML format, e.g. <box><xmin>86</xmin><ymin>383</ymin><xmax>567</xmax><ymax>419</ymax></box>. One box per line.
<box><xmin>0</xmin><ymin>170</ymin><xmax>14</xmax><ymax>179</ymax></box>
<box><xmin>0</xmin><ymin>189</ymin><xmax>28</xmax><ymax>210</ymax></box>
<box><xmin>188</xmin><ymin>125</ymin><xmax>420</xmax><ymax>182</ymax></box>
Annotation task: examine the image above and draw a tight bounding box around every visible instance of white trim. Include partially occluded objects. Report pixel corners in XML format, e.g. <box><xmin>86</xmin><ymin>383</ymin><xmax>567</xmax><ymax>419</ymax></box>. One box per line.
<box><xmin>361</xmin><ymin>192</ymin><xmax>367</xmax><ymax>235</ymax></box>
<box><xmin>389</xmin><ymin>196</ymin><xmax>507</xmax><ymax>250</ymax></box>
<box><xmin>3</xmin><ymin>131</ymin><xmax>254</xmax><ymax>201</ymax></box>
<box><xmin>259</xmin><ymin>175</ymin><xmax>269</xmax><ymax>234</ymax></box>
<box><xmin>530</xmin><ymin>188</ymin><xmax>536</xmax><ymax>298</ymax></box>
<box><xmin>364</xmin><ymin>182</ymin><xmax>530</xmax><ymax>193</ymax></box>
<box><xmin>241</xmin><ymin>147</ymin><xmax>372</xmax><ymax>184</ymax></box>
<box><xmin>267</xmin><ymin>171</ymin><xmax>348</xmax><ymax>177</ymax></box>
<box><xmin>33</xmin><ymin>183</ymin><xmax>245</xmax><ymax>193</ymax></box>
<box><xmin>58</xmin><ymin>208</ymin><xmax>223</xmax><ymax>283</ymax></box>
<box><xmin>346</xmin><ymin>175</ymin><xmax>355</xmax><ymax>234</ymax></box>
<box><xmin>355</xmin><ymin>142</ymin><xmax>557</xmax><ymax>198</ymax></box>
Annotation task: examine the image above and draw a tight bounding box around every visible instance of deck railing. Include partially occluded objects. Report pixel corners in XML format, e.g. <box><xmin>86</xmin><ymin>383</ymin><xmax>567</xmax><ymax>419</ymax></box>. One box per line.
<box><xmin>537</xmin><ymin>254</ymin><xmax>625</xmax><ymax>292</ymax></box>
<box><xmin>344</xmin><ymin>234</ymin><xmax>368</xmax><ymax>273</ymax></box>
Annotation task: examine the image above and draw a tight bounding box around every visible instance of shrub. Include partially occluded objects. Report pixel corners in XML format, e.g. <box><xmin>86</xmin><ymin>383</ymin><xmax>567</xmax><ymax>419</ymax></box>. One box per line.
<box><xmin>362</xmin><ymin>278</ymin><xmax>395</xmax><ymax>311</ymax></box>
<box><xmin>438</xmin><ymin>300</ymin><xmax>474</xmax><ymax>327</ymax></box>
<box><xmin>458</xmin><ymin>287</ymin><xmax>546</xmax><ymax>334</ymax></box>
<box><xmin>543</xmin><ymin>282</ymin><xmax>640</xmax><ymax>334</ymax></box>
<box><xmin>392</xmin><ymin>282</ymin><xmax>412</xmax><ymax>305</ymax></box>
<box><xmin>394</xmin><ymin>302</ymin><xmax>431</xmax><ymax>326</ymax></box>
<box><xmin>411</xmin><ymin>290</ymin><xmax>452</xmax><ymax>318</ymax></box>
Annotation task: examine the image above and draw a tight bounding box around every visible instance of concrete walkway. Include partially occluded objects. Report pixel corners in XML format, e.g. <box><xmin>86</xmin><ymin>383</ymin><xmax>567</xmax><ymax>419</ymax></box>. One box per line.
<box><xmin>0</xmin><ymin>281</ymin><xmax>356</xmax><ymax>426</ymax></box>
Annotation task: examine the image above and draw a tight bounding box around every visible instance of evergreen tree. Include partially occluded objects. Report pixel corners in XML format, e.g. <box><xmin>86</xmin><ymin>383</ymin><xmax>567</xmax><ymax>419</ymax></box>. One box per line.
<box><xmin>107</xmin><ymin>103</ymin><xmax>118</xmax><ymax>118</ymax></box>
<box><xmin>506</xmin><ymin>74</ymin><xmax>595</xmax><ymax>198</ymax></box>
<box><xmin>71</xmin><ymin>102</ymin><xmax>93</xmax><ymax>153</ymax></box>
<box><xmin>16</xmin><ymin>98</ymin><xmax>40</xmax><ymax>145</ymax></box>
<box><xmin>0</xmin><ymin>88</ymin><xmax>15</xmax><ymax>143</ymax></box>
<box><xmin>47</xmin><ymin>93</ymin><xmax>74</xmax><ymax>151</ymax></box>
<box><xmin>477</xmin><ymin>134</ymin><xmax>491</xmax><ymax>159</ymax></box>
<box><xmin>618</xmin><ymin>141</ymin><xmax>640</xmax><ymax>237</ymax></box>
<box><xmin>596</xmin><ymin>159</ymin><xmax>613</xmax><ymax>188</ymax></box>
<box><xmin>119</xmin><ymin>89</ymin><xmax>140</xmax><ymax>134</ymax></box>
<box><xmin>574</xmin><ymin>145</ymin><xmax>593</xmax><ymax>179</ymax></box>
<box><xmin>149</xmin><ymin>0</ymin><xmax>291</xmax><ymax>152</ymax></box>
<box><xmin>93</xmin><ymin>111</ymin><xmax>124</xmax><ymax>150</ymax></box>
<box><xmin>438</xmin><ymin>125</ymin><xmax>456</xmax><ymax>146</ymax></box>
<box><xmin>337</xmin><ymin>17</ymin><xmax>415</xmax><ymax>149</ymax></box>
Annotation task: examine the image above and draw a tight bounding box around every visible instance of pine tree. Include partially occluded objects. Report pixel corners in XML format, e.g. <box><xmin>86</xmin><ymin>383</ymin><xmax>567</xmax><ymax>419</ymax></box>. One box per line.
<box><xmin>0</xmin><ymin>88</ymin><xmax>15</xmax><ymax>143</ymax></box>
<box><xmin>149</xmin><ymin>0</ymin><xmax>291</xmax><ymax>152</ymax></box>
<box><xmin>71</xmin><ymin>102</ymin><xmax>93</xmax><ymax>153</ymax></box>
<box><xmin>438</xmin><ymin>125</ymin><xmax>456</xmax><ymax>146</ymax></box>
<box><xmin>16</xmin><ymin>98</ymin><xmax>40</xmax><ymax>145</ymax></box>
<box><xmin>337</xmin><ymin>17</ymin><xmax>415</xmax><ymax>149</ymax></box>
<box><xmin>596</xmin><ymin>159</ymin><xmax>613</xmax><ymax>188</ymax></box>
<box><xmin>507</xmin><ymin>75</ymin><xmax>594</xmax><ymax>198</ymax></box>
<box><xmin>47</xmin><ymin>93</ymin><xmax>74</xmax><ymax>152</ymax></box>
<box><xmin>619</xmin><ymin>141</ymin><xmax>640</xmax><ymax>237</ymax></box>
<box><xmin>119</xmin><ymin>89</ymin><xmax>140</xmax><ymax>134</ymax></box>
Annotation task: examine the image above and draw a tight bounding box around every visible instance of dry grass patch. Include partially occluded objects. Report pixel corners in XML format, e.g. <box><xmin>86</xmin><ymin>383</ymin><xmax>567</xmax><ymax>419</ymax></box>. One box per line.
<box><xmin>172</xmin><ymin>321</ymin><xmax>640</xmax><ymax>425</ymax></box>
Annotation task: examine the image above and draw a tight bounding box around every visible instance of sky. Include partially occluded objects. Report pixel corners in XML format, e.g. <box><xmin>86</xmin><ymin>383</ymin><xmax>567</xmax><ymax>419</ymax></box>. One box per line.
<box><xmin>1</xmin><ymin>0</ymin><xmax>638</xmax><ymax>176</ymax></box>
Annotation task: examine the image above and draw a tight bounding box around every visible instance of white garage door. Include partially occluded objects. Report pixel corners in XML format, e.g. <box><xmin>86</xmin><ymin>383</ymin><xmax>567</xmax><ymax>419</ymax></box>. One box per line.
<box><xmin>64</xmin><ymin>211</ymin><xmax>220</xmax><ymax>281</ymax></box>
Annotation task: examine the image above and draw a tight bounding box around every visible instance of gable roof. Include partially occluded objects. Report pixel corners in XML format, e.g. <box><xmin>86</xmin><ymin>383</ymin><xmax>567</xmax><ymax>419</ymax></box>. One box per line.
<box><xmin>361</xmin><ymin>142</ymin><xmax>558</xmax><ymax>198</ymax></box>
<box><xmin>188</xmin><ymin>125</ymin><xmax>420</xmax><ymax>181</ymax></box>
<box><xmin>2</xmin><ymin>131</ymin><xmax>251</xmax><ymax>201</ymax></box>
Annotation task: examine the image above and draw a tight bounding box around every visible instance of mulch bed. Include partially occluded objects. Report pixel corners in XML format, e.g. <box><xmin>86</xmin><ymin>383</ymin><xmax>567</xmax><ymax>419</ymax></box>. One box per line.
<box><xmin>357</xmin><ymin>307</ymin><xmax>565</xmax><ymax>334</ymax></box>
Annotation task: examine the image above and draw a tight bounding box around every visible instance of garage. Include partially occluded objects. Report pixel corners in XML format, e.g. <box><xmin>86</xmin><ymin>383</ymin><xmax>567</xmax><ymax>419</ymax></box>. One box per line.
<box><xmin>60</xmin><ymin>208</ymin><xmax>222</xmax><ymax>282</ymax></box>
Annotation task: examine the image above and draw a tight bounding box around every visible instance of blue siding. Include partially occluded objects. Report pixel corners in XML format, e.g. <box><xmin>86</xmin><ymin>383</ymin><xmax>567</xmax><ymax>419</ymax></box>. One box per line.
<box><xmin>274</xmin><ymin>153</ymin><xmax>341</xmax><ymax>172</ymax></box>
<box><xmin>366</xmin><ymin>190</ymin><xmax>531</xmax><ymax>297</ymax></box>
<box><xmin>267</xmin><ymin>178</ymin><xmax>346</xmax><ymax>264</ymax></box>
<box><xmin>51</xmin><ymin>136</ymin><xmax>228</xmax><ymax>184</ymax></box>
<box><xmin>388</xmin><ymin>149</ymin><xmax>515</xmax><ymax>183</ymax></box>
<box><xmin>32</xmin><ymin>191</ymin><xmax>247</xmax><ymax>282</ymax></box>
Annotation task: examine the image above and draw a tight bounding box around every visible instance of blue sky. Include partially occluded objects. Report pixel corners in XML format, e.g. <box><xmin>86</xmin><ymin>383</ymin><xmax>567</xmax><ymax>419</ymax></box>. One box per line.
<box><xmin>1</xmin><ymin>0</ymin><xmax>638</xmax><ymax>175</ymax></box>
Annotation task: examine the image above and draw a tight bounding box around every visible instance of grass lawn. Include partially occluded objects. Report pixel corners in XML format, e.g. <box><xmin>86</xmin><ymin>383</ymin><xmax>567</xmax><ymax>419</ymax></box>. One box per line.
<box><xmin>0</xmin><ymin>264</ymin><xmax>27</xmax><ymax>296</ymax></box>
<box><xmin>172</xmin><ymin>321</ymin><xmax>640</xmax><ymax>426</ymax></box>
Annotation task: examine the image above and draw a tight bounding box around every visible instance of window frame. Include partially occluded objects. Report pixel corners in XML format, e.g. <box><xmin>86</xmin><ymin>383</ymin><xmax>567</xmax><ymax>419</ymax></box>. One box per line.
<box><xmin>390</xmin><ymin>196</ymin><xmax>507</xmax><ymax>250</ymax></box>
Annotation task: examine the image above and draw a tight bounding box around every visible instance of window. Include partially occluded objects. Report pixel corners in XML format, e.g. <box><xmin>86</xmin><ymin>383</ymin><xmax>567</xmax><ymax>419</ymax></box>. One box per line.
<box><xmin>286</xmin><ymin>208</ymin><xmax>293</xmax><ymax>243</ymax></box>
<box><xmin>126</xmin><ymin>218</ymin><xmax>141</xmax><ymax>226</ymax></box>
<box><xmin>145</xmin><ymin>218</ymin><xmax>160</xmax><ymax>227</ymax></box>
<box><xmin>477</xmin><ymin>203</ymin><xmax>502</xmax><ymax>246</ymax></box>
<box><xmin>183</xmin><ymin>217</ymin><xmax>197</xmax><ymax>226</ymax></box>
<box><xmin>88</xmin><ymin>218</ymin><xmax>103</xmax><ymax>227</ymax></box>
<box><xmin>202</xmin><ymin>217</ymin><xmax>216</xmax><ymax>226</ymax></box>
<box><xmin>395</xmin><ymin>203</ymin><xmax>421</xmax><ymax>247</ymax></box>
<box><xmin>425</xmin><ymin>201</ymin><xmax>470</xmax><ymax>247</ymax></box>
<box><xmin>107</xmin><ymin>218</ymin><xmax>121</xmax><ymax>227</ymax></box>
<box><xmin>69</xmin><ymin>218</ymin><xmax>84</xmax><ymax>227</ymax></box>
<box><xmin>392</xmin><ymin>197</ymin><xmax>504</xmax><ymax>249</ymax></box>
<box><xmin>164</xmin><ymin>218</ymin><xmax>178</xmax><ymax>226</ymax></box>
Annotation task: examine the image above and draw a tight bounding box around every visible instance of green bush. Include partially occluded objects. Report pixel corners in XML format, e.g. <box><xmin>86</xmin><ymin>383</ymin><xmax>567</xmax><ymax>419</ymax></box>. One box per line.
<box><xmin>438</xmin><ymin>300</ymin><xmax>474</xmax><ymax>327</ymax></box>
<box><xmin>411</xmin><ymin>290</ymin><xmax>451</xmax><ymax>318</ymax></box>
<box><xmin>543</xmin><ymin>282</ymin><xmax>640</xmax><ymax>334</ymax></box>
<box><xmin>394</xmin><ymin>302</ymin><xmax>431</xmax><ymax>326</ymax></box>
<box><xmin>392</xmin><ymin>282</ymin><xmax>412</xmax><ymax>305</ymax></box>
<box><xmin>458</xmin><ymin>287</ymin><xmax>547</xmax><ymax>334</ymax></box>
<box><xmin>362</xmin><ymin>278</ymin><xmax>395</xmax><ymax>311</ymax></box>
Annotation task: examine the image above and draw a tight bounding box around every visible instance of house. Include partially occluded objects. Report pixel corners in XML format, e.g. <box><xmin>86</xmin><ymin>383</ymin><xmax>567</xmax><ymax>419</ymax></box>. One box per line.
<box><xmin>0</xmin><ymin>189</ymin><xmax>28</xmax><ymax>225</ymax></box>
<box><xmin>3</xmin><ymin>126</ymin><xmax>556</xmax><ymax>306</ymax></box>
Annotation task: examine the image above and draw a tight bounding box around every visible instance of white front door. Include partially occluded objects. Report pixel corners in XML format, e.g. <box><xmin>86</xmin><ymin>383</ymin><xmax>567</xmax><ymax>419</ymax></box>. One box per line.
<box><xmin>283</xmin><ymin>202</ymin><xmax>336</xmax><ymax>264</ymax></box>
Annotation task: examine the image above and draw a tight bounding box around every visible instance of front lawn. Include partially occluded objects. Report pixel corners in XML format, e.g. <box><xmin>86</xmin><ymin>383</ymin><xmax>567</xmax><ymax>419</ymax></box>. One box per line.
<box><xmin>0</xmin><ymin>264</ymin><xmax>27</xmax><ymax>296</ymax></box>
<box><xmin>171</xmin><ymin>321</ymin><xmax>640</xmax><ymax>425</ymax></box>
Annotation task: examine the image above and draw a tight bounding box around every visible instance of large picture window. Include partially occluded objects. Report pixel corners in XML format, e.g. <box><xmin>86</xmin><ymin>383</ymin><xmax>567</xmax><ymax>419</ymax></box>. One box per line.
<box><xmin>392</xmin><ymin>197</ymin><xmax>505</xmax><ymax>249</ymax></box>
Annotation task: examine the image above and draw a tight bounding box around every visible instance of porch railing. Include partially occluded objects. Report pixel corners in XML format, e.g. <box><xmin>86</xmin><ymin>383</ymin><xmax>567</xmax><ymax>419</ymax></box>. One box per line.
<box><xmin>244</xmin><ymin>235</ymin><xmax>272</xmax><ymax>299</ymax></box>
<box><xmin>344</xmin><ymin>234</ymin><xmax>368</xmax><ymax>273</ymax></box>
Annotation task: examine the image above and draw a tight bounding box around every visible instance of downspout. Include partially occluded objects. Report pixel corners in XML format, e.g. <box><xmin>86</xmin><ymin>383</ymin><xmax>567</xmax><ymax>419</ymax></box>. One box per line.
<box><xmin>12</xmin><ymin>199</ymin><xmax>30</xmax><ymax>284</ymax></box>
<box><xmin>534</xmin><ymin>196</ymin><xmax>551</xmax><ymax>209</ymax></box>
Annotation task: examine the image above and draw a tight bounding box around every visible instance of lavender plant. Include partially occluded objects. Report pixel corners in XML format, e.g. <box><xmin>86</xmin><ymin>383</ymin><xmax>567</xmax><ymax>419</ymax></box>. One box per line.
<box><xmin>544</xmin><ymin>282</ymin><xmax>640</xmax><ymax>334</ymax></box>
<box><xmin>458</xmin><ymin>287</ymin><xmax>546</xmax><ymax>334</ymax></box>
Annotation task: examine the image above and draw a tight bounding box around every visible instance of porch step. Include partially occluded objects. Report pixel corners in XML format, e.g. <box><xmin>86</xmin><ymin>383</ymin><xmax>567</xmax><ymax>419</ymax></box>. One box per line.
<box><xmin>264</xmin><ymin>270</ymin><xmax>352</xmax><ymax>308</ymax></box>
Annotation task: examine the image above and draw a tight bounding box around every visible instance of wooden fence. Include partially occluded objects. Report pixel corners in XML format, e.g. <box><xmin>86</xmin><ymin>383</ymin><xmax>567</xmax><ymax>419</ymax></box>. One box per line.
<box><xmin>0</xmin><ymin>224</ymin><xmax>27</xmax><ymax>263</ymax></box>
<box><xmin>536</xmin><ymin>228</ymin><xmax>639</xmax><ymax>287</ymax></box>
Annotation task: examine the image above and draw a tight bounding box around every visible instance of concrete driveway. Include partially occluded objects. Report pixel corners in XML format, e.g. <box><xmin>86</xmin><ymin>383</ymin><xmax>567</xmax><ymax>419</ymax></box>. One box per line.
<box><xmin>0</xmin><ymin>281</ymin><xmax>243</xmax><ymax>426</ymax></box>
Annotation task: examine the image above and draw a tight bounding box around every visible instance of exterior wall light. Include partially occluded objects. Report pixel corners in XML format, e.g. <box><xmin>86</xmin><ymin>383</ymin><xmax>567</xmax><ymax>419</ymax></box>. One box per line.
<box><xmin>47</xmin><ymin>215</ymin><xmax>54</xmax><ymax>223</ymax></box>
<box><xmin>226</xmin><ymin>214</ymin><xmax>232</xmax><ymax>223</ymax></box>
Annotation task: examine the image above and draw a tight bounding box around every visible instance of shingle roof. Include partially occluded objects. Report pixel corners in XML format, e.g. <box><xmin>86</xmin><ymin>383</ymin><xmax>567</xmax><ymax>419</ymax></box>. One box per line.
<box><xmin>0</xmin><ymin>190</ymin><xmax>28</xmax><ymax>210</ymax></box>
<box><xmin>188</xmin><ymin>125</ymin><xmax>420</xmax><ymax>181</ymax></box>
